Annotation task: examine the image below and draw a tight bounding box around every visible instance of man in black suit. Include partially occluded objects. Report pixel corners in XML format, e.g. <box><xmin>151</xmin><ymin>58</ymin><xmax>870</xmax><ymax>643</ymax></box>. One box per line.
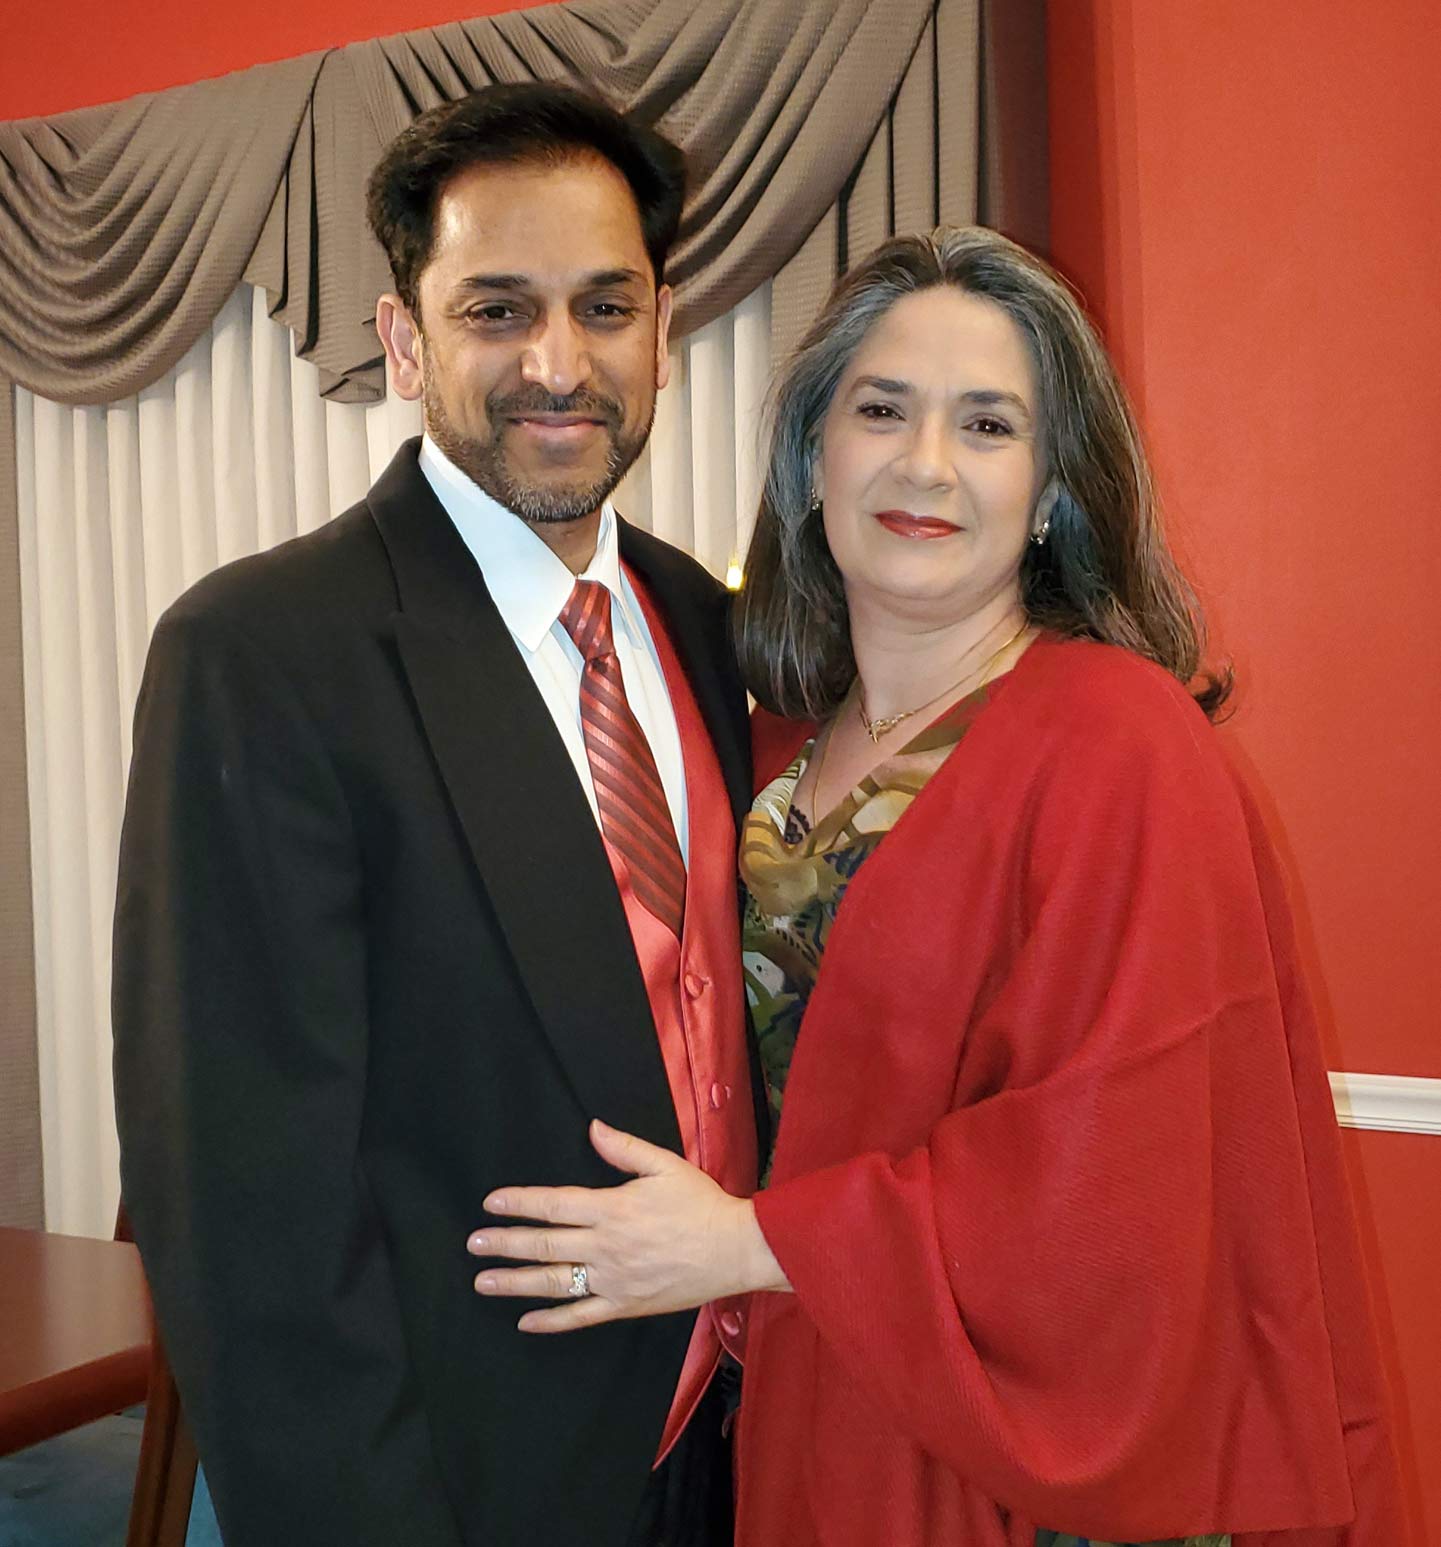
<box><xmin>113</xmin><ymin>84</ymin><xmax>758</xmax><ymax>1547</ymax></box>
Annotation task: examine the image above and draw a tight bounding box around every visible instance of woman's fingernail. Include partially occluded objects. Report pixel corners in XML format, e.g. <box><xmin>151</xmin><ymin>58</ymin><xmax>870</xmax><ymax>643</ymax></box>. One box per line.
<box><xmin>468</xmin><ymin>1234</ymin><xmax>488</xmax><ymax>1253</ymax></box>
<box><xmin>476</xmin><ymin>1274</ymin><xmax>497</xmax><ymax>1293</ymax></box>
<box><xmin>485</xmin><ymin>1194</ymin><xmax>508</xmax><ymax>1214</ymax></box>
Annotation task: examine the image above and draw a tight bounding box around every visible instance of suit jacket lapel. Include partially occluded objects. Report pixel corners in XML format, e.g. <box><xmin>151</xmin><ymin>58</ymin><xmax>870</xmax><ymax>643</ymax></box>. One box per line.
<box><xmin>367</xmin><ymin>442</ymin><xmax>680</xmax><ymax>1151</ymax></box>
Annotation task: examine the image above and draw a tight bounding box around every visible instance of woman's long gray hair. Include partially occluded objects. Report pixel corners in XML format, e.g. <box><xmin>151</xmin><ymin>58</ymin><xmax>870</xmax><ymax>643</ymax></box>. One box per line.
<box><xmin>733</xmin><ymin>225</ymin><xmax>1231</xmax><ymax>720</ymax></box>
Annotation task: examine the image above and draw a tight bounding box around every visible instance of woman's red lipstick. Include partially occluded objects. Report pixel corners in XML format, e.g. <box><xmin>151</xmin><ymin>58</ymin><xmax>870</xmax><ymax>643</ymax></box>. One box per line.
<box><xmin>872</xmin><ymin>509</ymin><xmax>959</xmax><ymax>539</ymax></box>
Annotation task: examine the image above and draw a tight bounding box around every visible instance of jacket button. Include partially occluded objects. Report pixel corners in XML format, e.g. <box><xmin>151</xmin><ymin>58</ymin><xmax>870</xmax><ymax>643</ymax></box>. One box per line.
<box><xmin>683</xmin><ymin>971</ymin><xmax>706</xmax><ymax>999</ymax></box>
<box><xmin>719</xmin><ymin>1308</ymin><xmax>745</xmax><ymax>1339</ymax></box>
<box><xmin>709</xmin><ymin>1081</ymin><xmax>730</xmax><ymax>1110</ymax></box>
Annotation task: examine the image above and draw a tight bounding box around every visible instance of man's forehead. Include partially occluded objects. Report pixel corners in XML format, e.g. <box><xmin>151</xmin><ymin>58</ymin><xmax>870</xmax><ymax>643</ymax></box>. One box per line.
<box><xmin>430</xmin><ymin>155</ymin><xmax>648</xmax><ymax>265</ymax></box>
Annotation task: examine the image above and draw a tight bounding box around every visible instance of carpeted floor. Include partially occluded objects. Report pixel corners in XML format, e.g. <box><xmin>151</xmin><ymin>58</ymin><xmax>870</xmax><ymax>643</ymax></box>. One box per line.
<box><xmin>0</xmin><ymin>1408</ymin><xmax>222</xmax><ymax>1546</ymax></box>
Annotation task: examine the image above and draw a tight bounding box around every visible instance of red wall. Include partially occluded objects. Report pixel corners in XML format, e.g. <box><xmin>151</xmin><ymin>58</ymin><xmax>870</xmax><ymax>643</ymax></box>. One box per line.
<box><xmin>1</xmin><ymin>0</ymin><xmax>549</xmax><ymax>120</ymax></box>
<box><xmin>1048</xmin><ymin>2</ymin><xmax>1441</xmax><ymax>1538</ymax></box>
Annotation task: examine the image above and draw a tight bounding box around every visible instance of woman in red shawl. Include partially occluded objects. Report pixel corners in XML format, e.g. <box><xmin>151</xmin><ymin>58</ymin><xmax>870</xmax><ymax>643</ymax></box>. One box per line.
<box><xmin>468</xmin><ymin>227</ymin><xmax>1405</xmax><ymax>1546</ymax></box>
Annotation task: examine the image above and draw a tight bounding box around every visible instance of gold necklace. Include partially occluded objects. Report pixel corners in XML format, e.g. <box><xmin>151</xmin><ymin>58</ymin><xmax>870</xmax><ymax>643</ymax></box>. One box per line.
<box><xmin>857</xmin><ymin>617</ymin><xmax>1032</xmax><ymax>745</ymax></box>
<box><xmin>808</xmin><ymin>616</ymin><xmax>1032</xmax><ymax>822</ymax></box>
<box><xmin>806</xmin><ymin>697</ymin><xmax>847</xmax><ymax>826</ymax></box>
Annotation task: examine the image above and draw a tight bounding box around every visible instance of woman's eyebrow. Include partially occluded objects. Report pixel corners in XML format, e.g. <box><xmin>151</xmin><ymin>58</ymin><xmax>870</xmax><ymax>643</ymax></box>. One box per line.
<box><xmin>850</xmin><ymin>374</ymin><xmax>912</xmax><ymax>395</ymax></box>
<box><xmin>961</xmin><ymin>388</ymin><xmax>1033</xmax><ymax>418</ymax></box>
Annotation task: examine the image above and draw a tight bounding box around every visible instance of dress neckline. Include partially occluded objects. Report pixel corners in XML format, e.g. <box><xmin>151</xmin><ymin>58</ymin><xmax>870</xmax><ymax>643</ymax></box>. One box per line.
<box><xmin>791</xmin><ymin>641</ymin><xmax>1037</xmax><ymax>841</ymax></box>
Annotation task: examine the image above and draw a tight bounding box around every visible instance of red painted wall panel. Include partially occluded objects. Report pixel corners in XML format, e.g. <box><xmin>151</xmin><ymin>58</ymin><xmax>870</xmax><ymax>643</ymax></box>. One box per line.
<box><xmin>1049</xmin><ymin>0</ymin><xmax>1441</xmax><ymax>1080</ymax></box>
<box><xmin>1</xmin><ymin>0</ymin><xmax>550</xmax><ymax>120</ymax></box>
<box><xmin>1341</xmin><ymin>1128</ymin><xmax>1441</xmax><ymax>1544</ymax></box>
<box><xmin>1049</xmin><ymin>4</ymin><xmax>1441</xmax><ymax>1538</ymax></box>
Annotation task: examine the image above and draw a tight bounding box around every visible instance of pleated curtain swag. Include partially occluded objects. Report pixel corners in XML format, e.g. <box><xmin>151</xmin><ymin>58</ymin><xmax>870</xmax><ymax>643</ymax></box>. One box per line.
<box><xmin>0</xmin><ymin>0</ymin><xmax>1047</xmax><ymax>408</ymax></box>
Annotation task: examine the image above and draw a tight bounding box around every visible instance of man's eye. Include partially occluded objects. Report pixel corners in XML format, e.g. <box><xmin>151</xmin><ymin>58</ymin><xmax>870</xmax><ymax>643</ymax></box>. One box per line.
<box><xmin>857</xmin><ymin>402</ymin><xmax>902</xmax><ymax>421</ymax></box>
<box><xmin>469</xmin><ymin>305</ymin><xmax>523</xmax><ymax>323</ymax></box>
<box><xmin>587</xmin><ymin>303</ymin><xmax>637</xmax><ymax>320</ymax></box>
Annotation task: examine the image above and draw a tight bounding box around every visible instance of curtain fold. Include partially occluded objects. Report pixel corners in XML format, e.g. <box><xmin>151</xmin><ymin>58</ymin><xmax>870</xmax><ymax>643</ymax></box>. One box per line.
<box><xmin>0</xmin><ymin>54</ymin><xmax>327</xmax><ymax>405</ymax></box>
<box><xmin>0</xmin><ymin>0</ymin><xmax>1036</xmax><ymax>408</ymax></box>
<box><xmin>0</xmin><ymin>380</ymin><xmax>43</xmax><ymax>1228</ymax></box>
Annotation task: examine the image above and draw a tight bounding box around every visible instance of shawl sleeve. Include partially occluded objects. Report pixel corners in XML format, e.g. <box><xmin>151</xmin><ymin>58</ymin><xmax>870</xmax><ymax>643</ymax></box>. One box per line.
<box><xmin>751</xmin><ymin>662</ymin><xmax>1381</xmax><ymax>1538</ymax></box>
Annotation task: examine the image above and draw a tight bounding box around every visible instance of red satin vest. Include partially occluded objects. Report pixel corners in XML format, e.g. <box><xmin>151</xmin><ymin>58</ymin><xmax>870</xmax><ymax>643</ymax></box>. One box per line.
<box><xmin>603</xmin><ymin>568</ymin><xmax>755</xmax><ymax>1463</ymax></box>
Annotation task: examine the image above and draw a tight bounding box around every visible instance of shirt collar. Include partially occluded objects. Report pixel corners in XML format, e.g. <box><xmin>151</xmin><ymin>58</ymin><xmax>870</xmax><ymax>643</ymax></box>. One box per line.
<box><xmin>418</xmin><ymin>434</ymin><xmax>636</xmax><ymax>654</ymax></box>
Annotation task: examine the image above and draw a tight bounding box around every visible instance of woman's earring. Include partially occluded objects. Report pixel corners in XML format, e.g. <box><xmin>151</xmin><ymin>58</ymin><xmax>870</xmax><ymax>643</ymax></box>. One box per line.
<box><xmin>809</xmin><ymin>493</ymin><xmax>823</xmax><ymax>516</ymax></box>
<box><xmin>1030</xmin><ymin>516</ymin><xmax>1051</xmax><ymax>546</ymax></box>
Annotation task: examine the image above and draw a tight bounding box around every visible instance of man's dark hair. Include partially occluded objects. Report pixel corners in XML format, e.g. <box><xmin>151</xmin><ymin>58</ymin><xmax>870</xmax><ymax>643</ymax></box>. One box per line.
<box><xmin>366</xmin><ymin>82</ymin><xmax>687</xmax><ymax>317</ymax></box>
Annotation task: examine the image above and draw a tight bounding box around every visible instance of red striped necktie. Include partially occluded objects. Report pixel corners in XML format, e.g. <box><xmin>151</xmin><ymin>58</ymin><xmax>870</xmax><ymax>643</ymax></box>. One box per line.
<box><xmin>558</xmin><ymin>579</ymin><xmax>686</xmax><ymax>939</ymax></box>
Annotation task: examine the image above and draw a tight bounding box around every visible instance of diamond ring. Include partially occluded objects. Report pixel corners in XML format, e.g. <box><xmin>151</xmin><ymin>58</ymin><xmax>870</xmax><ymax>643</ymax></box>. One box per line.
<box><xmin>568</xmin><ymin>1264</ymin><xmax>590</xmax><ymax>1298</ymax></box>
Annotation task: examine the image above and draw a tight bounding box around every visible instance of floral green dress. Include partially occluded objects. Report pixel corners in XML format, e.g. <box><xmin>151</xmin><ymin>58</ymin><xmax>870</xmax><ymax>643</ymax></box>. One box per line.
<box><xmin>739</xmin><ymin>688</ymin><xmax>1229</xmax><ymax>1547</ymax></box>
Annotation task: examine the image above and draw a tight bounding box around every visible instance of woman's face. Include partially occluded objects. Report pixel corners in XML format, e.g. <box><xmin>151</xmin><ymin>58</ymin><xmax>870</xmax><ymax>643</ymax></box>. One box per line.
<box><xmin>817</xmin><ymin>286</ymin><xmax>1050</xmax><ymax>625</ymax></box>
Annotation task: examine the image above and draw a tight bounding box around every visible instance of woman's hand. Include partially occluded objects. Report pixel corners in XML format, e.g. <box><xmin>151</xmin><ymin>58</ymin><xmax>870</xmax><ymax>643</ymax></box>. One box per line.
<box><xmin>468</xmin><ymin>1119</ymin><xmax>789</xmax><ymax>1332</ymax></box>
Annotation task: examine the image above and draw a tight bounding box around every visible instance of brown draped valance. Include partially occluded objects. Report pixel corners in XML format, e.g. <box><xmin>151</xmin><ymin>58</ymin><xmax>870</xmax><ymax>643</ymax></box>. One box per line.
<box><xmin>0</xmin><ymin>0</ymin><xmax>1046</xmax><ymax>407</ymax></box>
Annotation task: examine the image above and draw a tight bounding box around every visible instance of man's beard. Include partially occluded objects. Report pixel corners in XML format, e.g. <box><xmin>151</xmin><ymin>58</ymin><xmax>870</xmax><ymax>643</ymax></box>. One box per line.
<box><xmin>424</xmin><ymin>356</ymin><xmax>654</xmax><ymax>525</ymax></box>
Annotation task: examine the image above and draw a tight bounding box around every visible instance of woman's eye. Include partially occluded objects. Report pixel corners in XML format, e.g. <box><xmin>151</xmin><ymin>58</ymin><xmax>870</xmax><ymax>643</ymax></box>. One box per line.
<box><xmin>857</xmin><ymin>402</ymin><xmax>902</xmax><ymax>421</ymax></box>
<box><xmin>968</xmin><ymin>416</ymin><xmax>1013</xmax><ymax>437</ymax></box>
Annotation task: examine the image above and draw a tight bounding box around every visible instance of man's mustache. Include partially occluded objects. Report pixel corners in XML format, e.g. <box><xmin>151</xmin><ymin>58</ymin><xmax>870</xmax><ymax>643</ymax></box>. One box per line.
<box><xmin>488</xmin><ymin>388</ymin><xmax>624</xmax><ymax>426</ymax></box>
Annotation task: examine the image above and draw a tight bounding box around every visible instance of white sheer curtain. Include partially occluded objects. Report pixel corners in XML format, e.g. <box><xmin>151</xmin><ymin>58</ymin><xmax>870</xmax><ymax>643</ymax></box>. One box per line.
<box><xmin>17</xmin><ymin>280</ymin><xmax>773</xmax><ymax>1239</ymax></box>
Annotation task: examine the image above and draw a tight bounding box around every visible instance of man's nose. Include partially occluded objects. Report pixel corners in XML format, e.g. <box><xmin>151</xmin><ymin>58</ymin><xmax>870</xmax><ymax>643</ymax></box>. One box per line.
<box><xmin>519</xmin><ymin>315</ymin><xmax>593</xmax><ymax>397</ymax></box>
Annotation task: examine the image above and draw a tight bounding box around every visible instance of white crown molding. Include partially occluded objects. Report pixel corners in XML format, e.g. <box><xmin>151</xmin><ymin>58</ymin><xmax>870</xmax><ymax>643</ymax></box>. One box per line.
<box><xmin>1330</xmin><ymin>1072</ymin><xmax>1441</xmax><ymax>1136</ymax></box>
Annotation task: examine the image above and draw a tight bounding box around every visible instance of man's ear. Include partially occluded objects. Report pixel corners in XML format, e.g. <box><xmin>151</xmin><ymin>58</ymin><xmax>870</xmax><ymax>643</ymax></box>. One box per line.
<box><xmin>654</xmin><ymin>284</ymin><xmax>674</xmax><ymax>392</ymax></box>
<box><xmin>376</xmin><ymin>295</ymin><xmax>424</xmax><ymax>402</ymax></box>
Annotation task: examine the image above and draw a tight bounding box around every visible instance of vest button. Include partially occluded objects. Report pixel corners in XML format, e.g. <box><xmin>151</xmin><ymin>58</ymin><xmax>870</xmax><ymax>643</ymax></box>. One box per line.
<box><xmin>719</xmin><ymin>1308</ymin><xmax>745</xmax><ymax>1339</ymax></box>
<box><xmin>683</xmin><ymin>971</ymin><xmax>706</xmax><ymax>999</ymax></box>
<box><xmin>709</xmin><ymin>1081</ymin><xmax>730</xmax><ymax>1110</ymax></box>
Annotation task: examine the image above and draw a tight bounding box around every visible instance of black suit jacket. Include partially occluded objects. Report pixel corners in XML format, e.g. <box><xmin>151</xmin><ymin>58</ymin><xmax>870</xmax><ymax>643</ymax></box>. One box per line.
<box><xmin>112</xmin><ymin>441</ymin><xmax>754</xmax><ymax>1547</ymax></box>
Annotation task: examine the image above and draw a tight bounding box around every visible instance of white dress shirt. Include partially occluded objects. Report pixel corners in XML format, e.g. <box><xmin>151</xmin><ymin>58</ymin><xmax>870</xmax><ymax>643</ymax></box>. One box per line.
<box><xmin>418</xmin><ymin>435</ymin><xmax>689</xmax><ymax>862</ymax></box>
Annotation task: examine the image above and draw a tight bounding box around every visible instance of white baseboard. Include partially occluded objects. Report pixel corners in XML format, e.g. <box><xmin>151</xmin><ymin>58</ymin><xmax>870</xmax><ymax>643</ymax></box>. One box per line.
<box><xmin>1330</xmin><ymin>1072</ymin><xmax>1441</xmax><ymax>1135</ymax></box>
